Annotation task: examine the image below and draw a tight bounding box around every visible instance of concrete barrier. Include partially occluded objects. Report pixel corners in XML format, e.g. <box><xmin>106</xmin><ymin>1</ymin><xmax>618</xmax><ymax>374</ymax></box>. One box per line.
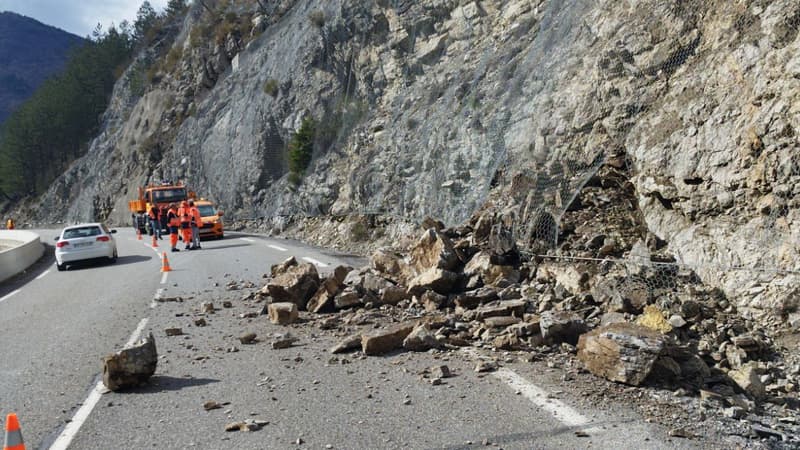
<box><xmin>0</xmin><ymin>230</ymin><xmax>45</xmax><ymax>283</ymax></box>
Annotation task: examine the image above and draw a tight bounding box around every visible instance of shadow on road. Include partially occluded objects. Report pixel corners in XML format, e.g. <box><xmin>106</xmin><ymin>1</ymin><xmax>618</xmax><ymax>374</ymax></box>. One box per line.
<box><xmin>430</xmin><ymin>421</ymin><xmax>630</xmax><ymax>450</ymax></box>
<box><xmin>61</xmin><ymin>254</ymin><xmax>152</xmax><ymax>271</ymax></box>
<box><xmin>123</xmin><ymin>375</ymin><xmax>220</xmax><ymax>393</ymax></box>
<box><xmin>193</xmin><ymin>243</ymin><xmax>251</xmax><ymax>251</ymax></box>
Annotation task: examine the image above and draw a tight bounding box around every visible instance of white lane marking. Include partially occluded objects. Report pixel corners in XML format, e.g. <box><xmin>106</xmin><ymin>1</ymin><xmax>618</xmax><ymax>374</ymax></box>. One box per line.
<box><xmin>492</xmin><ymin>368</ymin><xmax>602</xmax><ymax>433</ymax></box>
<box><xmin>160</xmin><ymin>271</ymin><xmax>168</xmax><ymax>285</ymax></box>
<box><xmin>36</xmin><ymin>269</ymin><xmax>52</xmax><ymax>280</ymax></box>
<box><xmin>302</xmin><ymin>257</ymin><xmax>329</xmax><ymax>268</ymax></box>
<box><xmin>152</xmin><ymin>288</ymin><xmax>165</xmax><ymax>309</ymax></box>
<box><xmin>50</xmin><ymin>318</ymin><xmax>150</xmax><ymax>450</ymax></box>
<box><xmin>267</xmin><ymin>244</ymin><xmax>288</xmax><ymax>252</ymax></box>
<box><xmin>0</xmin><ymin>289</ymin><xmax>21</xmax><ymax>304</ymax></box>
<box><xmin>240</xmin><ymin>238</ymin><xmax>255</xmax><ymax>242</ymax></box>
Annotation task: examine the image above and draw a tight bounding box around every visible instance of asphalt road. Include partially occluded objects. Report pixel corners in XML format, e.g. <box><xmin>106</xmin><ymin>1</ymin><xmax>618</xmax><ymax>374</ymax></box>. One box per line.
<box><xmin>0</xmin><ymin>228</ymin><xmax>714</xmax><ymax>449</ymax></box>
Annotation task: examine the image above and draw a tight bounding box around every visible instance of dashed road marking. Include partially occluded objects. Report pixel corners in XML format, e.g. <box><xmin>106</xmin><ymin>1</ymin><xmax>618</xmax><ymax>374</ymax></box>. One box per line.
<box><xmin>36</xmin><ymin>269</ymin><xmax>51</xmax><ymax>280</ymax></box>
<box><xmin>492</xmin><ymin>368</ymin><xmax>602</xmax><ymax>433</ymax></box>
<box><xmin>0</xmin><ymin>289</ymin><xmax>21</xmax><ymax>304</ymax></box>
<box><xmin>240</xmin><ymin>238</ymin><xmax>255</xmax><ymax>243</ymax></box>
<box><xmin>152</xmin><ymin>288</ymin><xmax>165</xmax><ymax>308</ymax></box>
<box><xmin>160</xmin><ymin>271</ymin><xmax>168</xmax><ymax>285</ymax></box>
<box><xmin>267</xmin><ymin>244</ymin><xmax>288</xmax><ymax>252</ymax></box>
<box><xmin>302</xmin><ymin>257</ymin><xmax>329</xmax><ymax>268</ymax></box>
<box><xmin>463</xmin><ymin>348</ymin><xmax>601</xmax><ymax>434</ymax></box>
<box><xmin>49</xmin><ymin>318</ymin><xmax>150</xmax><ymax>450</ymax></box>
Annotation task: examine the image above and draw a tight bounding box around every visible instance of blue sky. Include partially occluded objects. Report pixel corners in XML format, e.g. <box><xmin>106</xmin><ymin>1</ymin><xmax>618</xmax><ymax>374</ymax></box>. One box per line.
<box><xmin>1</xmin><ymin>0</ymin><xmax>169</xmax><ymax>37</ymax></box>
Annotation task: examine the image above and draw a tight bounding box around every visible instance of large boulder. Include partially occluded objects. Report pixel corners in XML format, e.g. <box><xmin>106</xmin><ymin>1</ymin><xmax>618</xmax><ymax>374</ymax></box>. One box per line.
<box><xmin>266</xmin><ymin>263</ymin><xmax>320</xmax><ymax>310</ymax></box>
<box><xmin>577</xmin><ymin>322</ymin><xmax>666</xmax><ymax>386</ymax></box>
<box><xmin>362</xmin><ymin>321</ymin><xmax>418</xmax><ymax>355</ymax></box>
<box><xmin>370</xmin><ymin>248</ymin><xmax>410</xmax><ymax>281</ymax></box>
<box><xmin>307</xmin><ymin>276</ymin><xmax>343</xmax><ymax>313</ymax></box>
<box><xmin>270</xmin><ymin>256</ymin><xmax>298</xmax><ymax>278</ymax></box>
<box><xmin>539</xmin><ymin>311</ymin><xmax>587</xmax><ymax>345</ymax></box>
<box><xmin>403</xmin><ymin>324</ymin><xmax>442</xmax><ymax>352</ymax></box>
<box><xmin>463</xmin><ymin>251</ymin><xmax>518</xmax><ymax>286</ymax></box>
<box><xmin>408</xmin><ymin>229</ymin><xmax>461</xmax><ymax>274</ymax></box>
<box><xmin>102</xmin><ymin>333</ymin><xmax>158</xmax><ymax>391</ymax></box>
<box><xmin>407</xmin><ymin>268</ymin><xmax>460</xmax><ymax>295</ymax></box>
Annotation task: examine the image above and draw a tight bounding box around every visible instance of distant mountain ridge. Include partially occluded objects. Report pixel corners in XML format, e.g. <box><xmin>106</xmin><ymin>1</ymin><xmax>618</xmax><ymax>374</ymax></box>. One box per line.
<box><xmin>0</xmin><ymin>11</ymin><xmax>84</xmax><ymax>124</ymax></box>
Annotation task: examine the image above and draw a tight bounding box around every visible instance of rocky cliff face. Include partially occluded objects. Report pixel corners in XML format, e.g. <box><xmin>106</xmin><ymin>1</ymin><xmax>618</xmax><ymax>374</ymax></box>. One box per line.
<box><xmin>26</xmin><ymin>0</ymin><xmax>800</xmax><ymax>323</ymax></box>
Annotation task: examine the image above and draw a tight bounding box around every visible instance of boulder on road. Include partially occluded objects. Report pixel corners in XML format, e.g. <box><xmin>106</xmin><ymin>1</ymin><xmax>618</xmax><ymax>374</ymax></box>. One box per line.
<box><xmin>268</xmin><ymin>302</ymin><xmax>299</xmax><ymax>325</ymax></box>
<box><xmin>266</xmin><ymin>263</ymin><xmax>320</xmax><ymax>310</ymax></box>
<box><xmin>102</xmin><ymin>333</ymin><xmax>158</xmax><ymax>391</ymax></box>
<box><xmin>270</xmin><ymin>256</ymin><xmax>298</xmax><ymax>278</ymax></box>
<box><xmin>362</xmin><ymin>321</ymin><xmax>417</xmax><ymax>355</ymax></box>
<box><xmin>577</xmin><ymin>322</ymin><xmax>666</xmax><ymax>386</ymax></box>
<box><xmin>403</xmin><ymin>324</ymin><xmax>442</xmax><ymax>352</ymax></box>
<box><xmin>307</xmin><ymin>276</ymin><xmax>342</xmax><ymax>313</ymax></box>
<box><xmin>409</xmin><ymin>229</ymin><xmax>460</xmax><ymax>274</ymax></box>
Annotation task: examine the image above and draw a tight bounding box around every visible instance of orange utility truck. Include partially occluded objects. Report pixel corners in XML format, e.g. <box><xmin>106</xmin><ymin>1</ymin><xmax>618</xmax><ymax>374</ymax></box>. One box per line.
<box><xmin>128</xmin><ymin>181</ymin><xmax>196</xmax><ymax>234</ymax></box>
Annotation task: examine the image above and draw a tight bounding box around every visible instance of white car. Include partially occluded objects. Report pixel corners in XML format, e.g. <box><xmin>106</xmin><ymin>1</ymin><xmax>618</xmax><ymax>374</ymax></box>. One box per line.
<box><xmin>54</xmin><ymin>223</ymin><xmax>118</xmax><ymax>271</ymax></box>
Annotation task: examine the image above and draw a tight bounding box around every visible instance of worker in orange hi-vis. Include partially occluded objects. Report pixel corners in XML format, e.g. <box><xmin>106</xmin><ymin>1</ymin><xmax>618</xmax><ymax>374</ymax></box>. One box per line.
<box><xmin>177</xmin><ymin>201</ymin><xmax>192</xmax><ymax>250</ymax></box>
<box><xmin>167</xmin><ymin>203</ymin><xmax>181</xmax><ymax>252</ymax></box>
<box><xmin>188</xmin><ymin>200</ymin><xmax>202</xmax><ymax>250</ymax></box>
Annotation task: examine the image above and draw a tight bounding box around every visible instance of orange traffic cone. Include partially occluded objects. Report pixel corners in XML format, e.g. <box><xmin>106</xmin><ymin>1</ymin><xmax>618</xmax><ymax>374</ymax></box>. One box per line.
<box><xmin>3</xmin><ymin>413</ymin><xmax>25</xmax><ymax>450</ymax></box>
<box><xmin>152</xmin><ymin>234</ymin><xmax>158</xmax><ymax>248</ymax></box>
<box><xmin>160</xmin><ymin>252</ymin><xmax>172</xmax><ymax>272</ymax></box>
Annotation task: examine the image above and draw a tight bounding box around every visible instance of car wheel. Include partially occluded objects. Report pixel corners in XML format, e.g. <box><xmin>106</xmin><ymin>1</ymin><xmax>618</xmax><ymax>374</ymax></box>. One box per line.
<box><xmin>218</xmin><ymin>234</ymin><xmax>224</xmax><ymax>240</ymax></box>
<box><xmin>56</xmin><ymin>262</ymin><xmax>65</xmax><ymax>271</ymax></box>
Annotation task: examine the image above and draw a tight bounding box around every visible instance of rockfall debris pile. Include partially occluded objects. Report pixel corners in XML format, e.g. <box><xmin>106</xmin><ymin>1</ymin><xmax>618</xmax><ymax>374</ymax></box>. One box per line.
<box><xmin>211</xmin><ymin>162</ymin><xmax>800</xmax><ymax>445</ymax></box>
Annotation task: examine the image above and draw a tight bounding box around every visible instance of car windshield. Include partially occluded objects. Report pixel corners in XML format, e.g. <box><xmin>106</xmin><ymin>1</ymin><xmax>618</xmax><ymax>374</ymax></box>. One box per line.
<box><xmin>63</xmin><ymin>226</ymin><xmax>102</xmax><ymax>239</ymax></box>
<box><xmin>151</xmin><ymin>188</ymin><xmax>187</xmax><ymax>204</ymax></box>
<box><xmin>198</xmin><ymin>205</ymin><xmax>216</xmax><ymax>217</ymax></box>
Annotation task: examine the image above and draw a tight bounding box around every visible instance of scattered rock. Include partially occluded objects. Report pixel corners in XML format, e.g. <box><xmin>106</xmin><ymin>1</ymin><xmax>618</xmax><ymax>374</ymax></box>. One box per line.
<box><xmin>203</xmin><ymin>400</ymin><xmax>222</xmax><ymax>411</ymax></box>
<box><xmin>225</xmin><ymin>419</ymin><xmax>268</xmax><ymax>432</ymax></box>
<box><xmin>202</xmin><ymin>302</ymin><xmax>215</xmax><ymax>313</ymax></box>
<box><xmin>474</xmin><ymin>360</ymin><xmax>497</xmax><ymax>373</ymax></box>
<box><xmin>194</xmin><ymin>318</ymin><xmax>207</xmax><ymax>327</ymax></box>
<box><xmin>268</xmin><ymin>302</ymin><xmax>299</xmax><ymax>325</ymax></box>
<box><xmin>239</xmin><ymin>332</ymin><xmax>257</xmax><ymax>344</ymax></box>
<box><xmin>165</xmin><ymin>327</ymin><xmax>183</xmax><ymax>336</ymax></box>
<box><xmin>330</xmin><ymin>335</ymin><xmax>362</xmax><ymax>354</ymax></box>
<box><xmin>431</xmin><ymin>365</ymin><xmax>452</xmax><ymax>379</ymax></box>
<box><xmin>102</xmin><ymin>333</ymin><xmax>158</xmax><ymax>391</ymax></box>
<box><xmin>272</xmin><ymin>333</ymin><xmax>298</xmax><ymax>349</ymax></box>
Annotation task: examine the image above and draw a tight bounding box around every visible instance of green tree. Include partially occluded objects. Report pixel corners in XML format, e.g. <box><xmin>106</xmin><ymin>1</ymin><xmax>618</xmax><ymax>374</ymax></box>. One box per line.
<box><xmin>0</xmin><ymin>24</ymin><xmax>135</xmax><ymax>198</ymax></box>
<box><xmin>133</xmin><ymin>1</ymin><xmax>158</xmax><ymax>44</ymax></box>
<box><xmin>287</xmin><ymin>117</ymin><xmax>315</xmax><ymax>183</ymax></box>
<box><xmin>166</xmin><ymin>0</ymin><xmax>188</xmax><ymax>18</ymax></box>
